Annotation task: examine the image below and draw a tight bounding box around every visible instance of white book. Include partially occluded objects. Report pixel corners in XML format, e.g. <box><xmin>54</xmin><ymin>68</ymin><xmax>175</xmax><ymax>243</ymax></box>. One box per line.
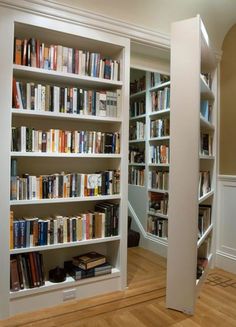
<box><xmin>53</xmin><ymin>86</ymin><xmax>60</xmax><ymax>113</ymax></box>
<box><xmin>34</xmin><ymin>87</ymin><xmax>38</xmax><ymax>110</ymax></box>
<box><xmin>73</xmin><ymin>88</ymin><xmax>77</xmax><ymax>114</ymax></box>
<box><xmin>63</xmin><ymin>217</ymin><xmax>67</xmax><ymax>243</ymax></box>
<box><xmin>49</xmin><ymin>45</ymin><xmax>54</xmax><ymax>70</ymax></box>
<box><xmin>57</xmin><ymin>45</ymin><xmax>63</xmax><ymax>71</ymax></box>
<box><xmin>78</xmin><ymin>50</ymin><xmax>83</xmax><ymax>75</ymax></box>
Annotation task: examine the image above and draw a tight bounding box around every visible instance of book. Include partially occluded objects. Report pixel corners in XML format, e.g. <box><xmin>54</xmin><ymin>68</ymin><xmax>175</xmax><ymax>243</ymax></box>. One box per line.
<box><xmin>72</xmin><ymin>252</ymin><xmax>106</xmax><ymax>270</ymax></box>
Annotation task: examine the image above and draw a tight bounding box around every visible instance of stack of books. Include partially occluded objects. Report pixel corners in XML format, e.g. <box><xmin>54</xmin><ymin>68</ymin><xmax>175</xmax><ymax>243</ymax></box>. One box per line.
<box><xmin>65</xmin><ymin>251</ymin><xmax>112</xmax><ymax>280</ymax></box>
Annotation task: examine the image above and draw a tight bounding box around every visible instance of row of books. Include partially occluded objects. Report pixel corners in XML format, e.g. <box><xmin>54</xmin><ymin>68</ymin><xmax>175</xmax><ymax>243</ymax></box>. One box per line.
<box><xmin>10</xmin><ymin>202</ymin><xmax>119</xmax><ymax>249</ymax></box>
<box><xmin>151</xmin><ymin>87</ymin><xmax>170</xmax><ymax>112</ymax></box>
<box><xmin>13</xmin><ymin>79</ymin><xmax>120</xmax><ymax>117</ymax></box>
<box><xmin>200</xmin><ymin>132</ymin><xmax>213</xmax><ymax>156</ymax></box>
<box><xmin>130</xmin><ymin>100</ymin><xmax>145</xmax><ymax>118</ymax></box>
<box><xmin>150</xmin><ymin>118</ymin><xmax>170</xmax><ymax>138</ymax></box>
<box><xmin>10</xmin><ymin>170</ymin><xmax>120</xmax><ymax>201</ymax></box>
<box><xmin>199</xmin><ymin>171</ymin><xmax>211</xmax><ymax>198</ymax></box>
<box><xmin>148</xmin><ymin>192</ymin><xmax>168</xmax><ymax>215</ymax></box>
<box><xmin>148</xmin><ymin>170</ymin><xmax>169</xmax><ymax>191</ymax></box>
<box><xmin>147</xmin><ymin>215</ymin><xmax>168</xmax><ymax>238</ymax></box>
<box><xmin>10</xmin><ymin>252</ymin><xmax>45</xmax><ymax>291</ymax></box>
<box><xmin>129</xmin><ymin>147</ymin><xmax>145</xmax><ymax>164</ymax></box>
<box><xmin>11</xmin><ymin>127</ymin><xmax>120</xmax><ymax>154</ymax></box>
<box><xmin>129</xmin><ymin>122</ymin><xmax>145</xmax><ymax>141</ymax></box>
<box><xmin>150</xmin><ymin>73</ymin><xmax>170</xmax><ymax>88</ymax></box>
<box><xmin>128</xmin><ymin>167</ymin><xmax>145</xmax><ymax>186</ymax></box>
<box><xmin>14</xmin><ymin>38</ymin><xmax>120</xmax><ymax>80</ymax></box>
<box><xmin>150</xmin><ymin>145</ymin><xmax>169</xmax><ymax>165</ymax></box>
<box><xmin>130</xmin><ymin>76</ymin><xmax>145</xmax><ymax>94</ymax></box>
<box><xmin>10</xmin><ymin>251</ymin><xmax>112</xmax><ymax>292</ymax></box>
<box><xmin>198</xmin><ymin>205</ymin><xmax>212</xmax><ymax>239</ymax></box>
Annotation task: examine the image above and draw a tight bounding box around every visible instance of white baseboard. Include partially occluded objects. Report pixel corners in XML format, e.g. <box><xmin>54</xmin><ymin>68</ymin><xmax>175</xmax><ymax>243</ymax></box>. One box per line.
<box><xmin>139</xmin><ymin>235</ymin><xmax>167</xmax><ymax>258</ymax></box>
<box><xmin>215</xmin><ymin>250</ymin><xmax>236</xmax><ymax>274</ymax></box>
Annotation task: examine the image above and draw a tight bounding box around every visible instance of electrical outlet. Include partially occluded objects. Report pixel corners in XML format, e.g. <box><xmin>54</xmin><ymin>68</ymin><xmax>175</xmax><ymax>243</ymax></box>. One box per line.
<box><xmin>63</xmin><ymin>289</ymin><xmax>76</xmax><ymax>301</ymax></box>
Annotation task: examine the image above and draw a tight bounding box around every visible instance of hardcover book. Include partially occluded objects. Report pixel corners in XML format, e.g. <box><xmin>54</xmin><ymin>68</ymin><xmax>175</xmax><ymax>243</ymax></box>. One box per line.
<box><xmin>72</xmin><ymin>251</ymin><xmax>106</xmax><ymax>270</ymax></box>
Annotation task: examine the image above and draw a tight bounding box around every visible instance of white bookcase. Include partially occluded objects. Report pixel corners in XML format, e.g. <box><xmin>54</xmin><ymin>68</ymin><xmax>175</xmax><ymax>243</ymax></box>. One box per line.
<box><xmin>166</xmin><ymin>16</ymin><xmax>217</xmax><ymax>314</ymax></box>
<box><xmin>0</xmin><ymin>7</ymin><xmax>129</xmax><ymax>319</ymax></box>
<box><xmin>128</xmin><ymin>68</ymin><xmax>170</xmax><ymax>244</ymax></box>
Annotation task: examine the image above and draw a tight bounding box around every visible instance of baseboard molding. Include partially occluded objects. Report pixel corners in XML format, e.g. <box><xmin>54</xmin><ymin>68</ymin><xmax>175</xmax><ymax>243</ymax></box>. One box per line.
<box><xmin>215</xmin><ymin>250</ymin><xmax>236</xmax><ymax>274</ymax></box>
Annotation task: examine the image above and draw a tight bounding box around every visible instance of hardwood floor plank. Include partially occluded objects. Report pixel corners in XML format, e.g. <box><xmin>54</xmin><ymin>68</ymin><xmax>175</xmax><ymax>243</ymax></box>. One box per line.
<box><xmin>2</xmin><ymin>247</ymin><xmax>236</xmax><ymax>327</ymax></box>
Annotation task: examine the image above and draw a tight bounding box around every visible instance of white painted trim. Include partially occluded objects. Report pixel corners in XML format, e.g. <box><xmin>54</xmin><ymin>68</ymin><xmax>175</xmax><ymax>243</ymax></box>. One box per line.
<box><xmin>215</xmin><ymin>250</ymin><xmax>236</xmax><ymax>274</ymax></box>
<box><xmin>218</xmin><ymin>175</ymin><xmax>236</xmax><ymax>182</ymax></box>
<box><xmin>0</xmin><ymin>0</ymin><xmax>170</xmax><ymax>50</ymax></box>
<box><xmin>128</xmin><ymin>201</ymin><xmax>146</xmax><ymax>238</ymax></box>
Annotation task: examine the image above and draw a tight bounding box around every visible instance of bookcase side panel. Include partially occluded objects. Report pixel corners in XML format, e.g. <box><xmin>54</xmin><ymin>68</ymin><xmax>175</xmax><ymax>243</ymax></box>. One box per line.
<box><xmin>118</xmin><ymin>45</ymin><xmax>130</xmax><ymax>289</ymax></box>
<box><xmin>0</xmin><ymin>8</ymin><xmax>14</xmax><ymax>319</ymax></box>
<box><xmin>166</xmin><ymin>17</ymin><xmax>201</xmax><ymax>314</ymax></box>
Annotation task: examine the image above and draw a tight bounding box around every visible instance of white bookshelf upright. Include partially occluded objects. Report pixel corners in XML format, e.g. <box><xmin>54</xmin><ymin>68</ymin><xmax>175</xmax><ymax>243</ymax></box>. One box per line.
<box><xmin>0</xmin><ymin>8</ymin><xmax>129</xmax><ymax>319</ymax></box>
<box><xmin>166</xmin><ymin>15</ymin><xmax>217</xmax><ymax>314</ymax></box>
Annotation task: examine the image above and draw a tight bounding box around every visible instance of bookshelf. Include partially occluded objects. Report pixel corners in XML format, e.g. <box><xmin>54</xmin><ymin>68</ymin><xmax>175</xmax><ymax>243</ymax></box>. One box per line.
<box><xmin>128</xmin><ymin>68</ymin><xmax>170</xmax><ymax>244</ymax></box>
<box><xmin>0</xmin><ymin>13</ymin><xmax>129</xmax><ymax>319</ymax></box>
<box><xmin>166</xmin><ymin>16</ymin><xmax>217</xmax><ymax>314</ymax></box>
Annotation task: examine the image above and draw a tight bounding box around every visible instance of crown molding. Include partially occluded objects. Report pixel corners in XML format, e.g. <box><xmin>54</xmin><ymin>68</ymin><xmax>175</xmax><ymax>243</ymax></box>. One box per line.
<box><xmin>0</xmin><ymin>0</ymin><xmax>170</xmax><ymax>52</ymax></box>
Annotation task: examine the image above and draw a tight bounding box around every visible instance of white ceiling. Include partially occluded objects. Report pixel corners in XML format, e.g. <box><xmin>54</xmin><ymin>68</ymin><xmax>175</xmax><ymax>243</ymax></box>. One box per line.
<box><xmin>49</xmin><ymin>0</ymin><xmax>236</xmax><ymax>50</ymax></box>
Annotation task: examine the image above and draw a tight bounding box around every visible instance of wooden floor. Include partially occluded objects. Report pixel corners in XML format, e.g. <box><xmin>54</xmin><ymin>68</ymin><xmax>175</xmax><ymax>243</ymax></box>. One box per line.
<box><xmin>2</xmin><ymin>247</ymin><xmax>236</xmax><ymax>326</ymax></box>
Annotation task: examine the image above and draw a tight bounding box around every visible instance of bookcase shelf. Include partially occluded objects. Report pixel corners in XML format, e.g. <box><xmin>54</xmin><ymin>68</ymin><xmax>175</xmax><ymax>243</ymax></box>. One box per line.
<box><xmin>197</xmin><ymin>224</ymin><xmax>213</xmax><ymax>248</ymax></box>
<box><xmin>10</xmin><ymin>194</ymin><xmax>121</xmax><ymax>206</ymax></box>
<box><xmin>129</xmin><ymin>114</ymin><xmax>146</xmax><ymax>121</ymax></box>
<box><xmin>149</xmin><ymin>80</ymin><xmax>171</xmax><ymax>92</ymax></box>
<box><xmin>10</xmin><ymin>267</ymin><xmax>120</xmax><ymax>300</ymax></box>
<box><xmin>0</xmin><ymin>11</ymin><xmax>129</xmax><ymax>319</ymax></box>
<box><xmin>148</xmin><ymin>188</ymin><xmax>168</xmax><ymax>194</ymax></box>
<box><xmin>200</xmin><ymin>115</ymin><xmax>215</xmax><ymax>130</ymax></box>
<box><xmin>147</xmin><ymin>211</ymin><xmax>168</xmax><ymax>219</ymax></box>
<box><xmin>11</xmin><ymin>109</ymin><xmax>122</xmax><ymax>123</ymax></box>
<box><xmin>129</xmin><ymin>163</ymin><xmax>145</xmax><ymax>166</ymax></box>
<box><xmin>128</xmin><ymin>139</ymin><xmax>145</xmax><ymax>144</ymax></box>
<box><xmin>167</xmin><ymin>16</ymin><xmax>217</xmax><ymax>315</ymax></box>
<box><xmin>149</xmin><ymin>108</ymin><xmax>170</xmax><ymax>118</ymax></box>
<box><xmin>200</xmin><ymin>74</ymin><xmax>214</xmax><ymax>99</ymax></box>
<box><xmin>13</xmin><ymin>64</ymin><xmax>123</xmax><ymax>88</ymax></box>
<box><xmin>199</xmin><ymin>154</ymin><xmax>215</xmax><ymax>160</ymax></box>
<box><xmin>148</xmin><ymin>163</ymin><xmax>170</xmax><ymax>167</ymax></box>
<box><xmin>129</xmin><ymin>89</ymin><xmax>146</xmax><ymax>100</ymax></box>
<box><xmin>11</xmin><ymin>152</ymin><xmax>121</xmax><ymax>158</ymax></box>
<box><xmin>149</xmin><ymin>136</ymin><xmax>170</xmax><ymax>142</ymax></box>
<box><xmin>10</xmin><ymin>235</ymin><xmax>120</xmax><ymax>254</ymax></box>
<box><xmin>198</xmin><ymin>190</ymin><xmax>214</xmax><ymax>204</ymax></box>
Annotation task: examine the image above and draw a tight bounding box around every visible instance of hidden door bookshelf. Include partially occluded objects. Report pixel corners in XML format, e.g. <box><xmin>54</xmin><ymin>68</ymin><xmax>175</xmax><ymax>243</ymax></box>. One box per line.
<box><xmin>128</xmin><ymin>68</ymin><xmax>170</xmax><ymax>244</ymax></box>
<box><xmin>166</xmin><ymin>15</ymin><xmax>217</xmax><ymax>314</ymax></box>
<box><xmin>0</xmin><ymin>11</ymin><xmax>129</xmax><ymax>319</ymax></box>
